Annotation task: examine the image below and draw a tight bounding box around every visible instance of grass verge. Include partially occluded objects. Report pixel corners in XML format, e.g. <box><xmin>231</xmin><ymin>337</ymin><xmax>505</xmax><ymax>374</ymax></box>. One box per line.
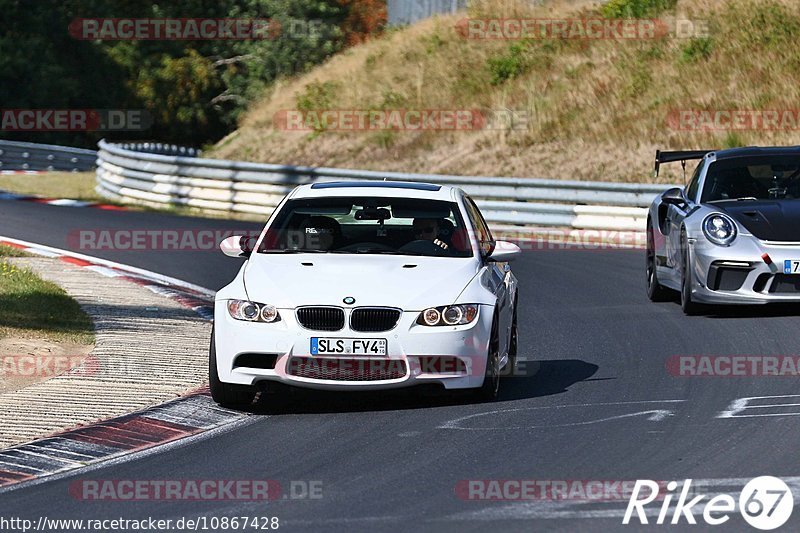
<box><xmin>0</xmin><ymin>172</ymin><xmax>267</xmax><ymax>222</ymax></box>
<box><xmin>0</xmin><ymin>244</ymin><xmax>31</xmax><ymax>258</ymax></box>
<box><xmin>0</xmin><ymin>258</ymin><xmax>94</xmax><ymax>345</ymax></box>
<box><xmin>0</xmin><ymin>171</ymin><xmax>104</xmax><ymax>202</ymax></box>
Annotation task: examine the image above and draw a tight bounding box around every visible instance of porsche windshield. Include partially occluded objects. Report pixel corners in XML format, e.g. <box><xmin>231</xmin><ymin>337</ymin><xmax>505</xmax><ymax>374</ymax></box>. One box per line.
<box><xmin>258</xmin><ymin>197</ymin><xmax>473</xmax><ymax>257</ymax></box>
<box><xmin>703</xmin><ymin>156</ymin><xmax>800</xmax><ymax>202</ymax></box>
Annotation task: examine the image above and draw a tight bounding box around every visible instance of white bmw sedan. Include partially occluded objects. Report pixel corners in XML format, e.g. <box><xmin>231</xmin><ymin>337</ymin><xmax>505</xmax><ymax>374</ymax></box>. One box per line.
<box><xmin>210</xmin><ymin>181</ymin><xmax>520</xmax><ymax>407</ymax></box>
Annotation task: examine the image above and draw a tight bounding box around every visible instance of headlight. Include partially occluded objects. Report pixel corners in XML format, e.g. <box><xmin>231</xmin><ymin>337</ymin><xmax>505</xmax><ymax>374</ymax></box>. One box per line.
<box><xmin>417</xmin><ymin>304</ymin><xmax>478</xmax><ymax>326</ymax></box>
<box><xmin>703</xmin><ymin>213</ymin><xmax>738</xmax><ymax>246</ymax></box>
<box><xmin>227</xmin><ymin>300</ymin><xmax>281</xmax><ymax>323</ymax></box>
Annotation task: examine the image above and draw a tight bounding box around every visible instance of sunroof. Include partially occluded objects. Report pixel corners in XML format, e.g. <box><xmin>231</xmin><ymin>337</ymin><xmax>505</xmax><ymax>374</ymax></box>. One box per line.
<box><xmin>310</xmin><ymin>181</ymin><xmax>441</xmax><ymax>191</ymax></box>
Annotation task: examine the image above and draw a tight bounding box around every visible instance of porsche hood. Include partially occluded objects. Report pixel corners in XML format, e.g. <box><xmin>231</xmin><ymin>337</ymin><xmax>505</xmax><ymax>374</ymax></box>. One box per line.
<box><xmin>713</xmin><ymin>200</ymin><xmax>800</xmax><ymax>242</ymax></box>
<box><xmin>242</xmin><ymin>254</ymin><xmax>480</xmax><ymax>310</ymax></box>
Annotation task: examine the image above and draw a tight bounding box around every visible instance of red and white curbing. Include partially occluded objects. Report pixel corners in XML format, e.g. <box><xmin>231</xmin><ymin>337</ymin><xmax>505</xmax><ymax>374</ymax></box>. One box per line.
<box><xmin>0</xmin><ymin>170</ymin><xmax>47</xmax><ymax>175</ymax></box>
<box><xmin>0</xmin><ymin>237</ymin><xmax>248</xmax><ymax>491</ymax></box>
<box><xmin>0</xmin><ymin>188</ymin><xmax>126</xmax><ymax>210</ymax></box>
<box><xmin>0</xmin><ymin>236</ymin><xmax>214</xmax><ymax>320</ymax></box>
<box><xmin>0</xmin><ymin>390</ymin><xmax>249</xmax><ymax>490</ymax></box>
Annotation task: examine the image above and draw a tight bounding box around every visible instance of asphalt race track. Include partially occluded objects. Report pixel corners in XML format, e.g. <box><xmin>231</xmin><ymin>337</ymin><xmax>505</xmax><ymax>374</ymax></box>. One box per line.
<box><xmin>2</xmin><ymin>200</ymin><xmax>800</xmax><ymax>531</ymax></box>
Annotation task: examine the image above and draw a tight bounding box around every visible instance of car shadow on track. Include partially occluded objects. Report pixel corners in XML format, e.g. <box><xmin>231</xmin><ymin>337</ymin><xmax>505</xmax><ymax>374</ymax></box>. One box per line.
<box><xmin>656</xmin><ymin>292</ymin><xmax>800</xmax><ymax>318</ymax></box>
<box><xmin>246</xmin><ymin>359</ymin><xmax>599</xmax><ymax>415</ymax></box>
<box><xmin>501</xmin><ymin>359</ymin><xmax>600</xmax><ymax>400</ymax></box>
<box><xmin>701</xmin><ymin>303</ymin><xmax>800</xmax><ymax>319</ymax></box>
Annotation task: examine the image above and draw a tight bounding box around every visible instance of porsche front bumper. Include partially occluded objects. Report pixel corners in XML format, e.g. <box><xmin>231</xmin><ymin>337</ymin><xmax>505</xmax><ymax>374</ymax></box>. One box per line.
<box><xmin>688</xmin><ymin>236</ymin><xmax>800</xmax><ymax>304</ymax></box>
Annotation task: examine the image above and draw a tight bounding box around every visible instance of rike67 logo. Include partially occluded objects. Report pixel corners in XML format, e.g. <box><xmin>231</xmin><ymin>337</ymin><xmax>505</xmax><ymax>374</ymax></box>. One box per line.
<box><xmin>623</xmin><ymin>477</ymin><xmax>793</xmax><ymax>530</ymax></box>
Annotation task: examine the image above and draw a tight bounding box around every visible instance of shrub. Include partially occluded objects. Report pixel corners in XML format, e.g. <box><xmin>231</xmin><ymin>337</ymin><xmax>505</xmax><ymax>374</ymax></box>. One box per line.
<box><xmin>296</xmin><ymin>81</ymin><xmax>340</xmax><ymax>133</ymax></box>
<box><xmin>488</xmin><ymin>43</ymin><xmax>530</xmax><ymax>85</ymax></box>
<box><xmin>680</xmin><ymin>37</ymin><xmax>714</xmax><ymax>63</ymax></box>
<box><xmin>600</xmin><ymin>0</ymin><xmax>678</xmax><ymax>18</ymax></box>
<box><xmin>297</xmin><ymin>81</ymin><xmax>340</xmax><ymax>112</ymax></box>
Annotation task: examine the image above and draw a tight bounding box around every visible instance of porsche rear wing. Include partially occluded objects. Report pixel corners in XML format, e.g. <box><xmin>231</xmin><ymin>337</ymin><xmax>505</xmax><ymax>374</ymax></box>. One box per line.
<box><xmin>654</xmin><ymin>149</ymin><xmax>715</xmax><ymax>178</ymax></box>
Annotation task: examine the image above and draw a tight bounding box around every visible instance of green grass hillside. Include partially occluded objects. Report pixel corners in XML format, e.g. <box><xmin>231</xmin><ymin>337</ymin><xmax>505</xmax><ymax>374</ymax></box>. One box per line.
<box><xmin>212</xmin><ymin>0</ymin><xmax>800</xmax><ymax>184</ymax></box>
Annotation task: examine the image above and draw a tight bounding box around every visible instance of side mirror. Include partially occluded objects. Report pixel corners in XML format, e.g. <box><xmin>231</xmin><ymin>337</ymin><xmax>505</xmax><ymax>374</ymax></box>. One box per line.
<box><xmin>661</xmin><ymin>187</ymin><xmax>687</xmax><ymax>206</ymax></box>
<box><xmin>487</xmin><ymin>241</ymin><xmax>521</xmax><ymax>262</ymax></box>
<box><xmin>220</xmin><ymin>235</ymin><xmax>256</xmax><ymax>258</ymax></box>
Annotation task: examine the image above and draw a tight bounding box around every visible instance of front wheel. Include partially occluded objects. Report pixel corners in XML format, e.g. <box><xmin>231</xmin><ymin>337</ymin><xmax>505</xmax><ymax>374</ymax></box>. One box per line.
<box><xmin>473</xmin><ymin>321</ymin><xmax>501</xmax><ymax>402</ymax></box>
<box><xmin>209</xmin><ymin>330</ymin><xmax>257</xmax><ymax>408</ymax></box>
<box><xmin>680</xmin><ymin>239</ymin><xmax>704</xmax><ymax>316</ymax></box>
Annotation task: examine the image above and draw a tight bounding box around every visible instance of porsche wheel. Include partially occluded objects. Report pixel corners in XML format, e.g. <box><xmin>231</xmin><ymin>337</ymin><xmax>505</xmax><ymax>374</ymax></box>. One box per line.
<box><xmin>680</xmin><ymin>235</ymin><xmax>703</xmax><ymax>316</ymax></box>
<box><xmin>505</xmin><ymin>299</ymin><xmax>518</xmax><ymax>375</ymax></box>
<box><xmin>646</xmin><ymin>226</ymin><xmax>670</xmax><ymax>302</ymax></box>
<box><xmin>209</xmin><ymin>329</ymin><xmax>257</xmax><ymax>408</ymax></box>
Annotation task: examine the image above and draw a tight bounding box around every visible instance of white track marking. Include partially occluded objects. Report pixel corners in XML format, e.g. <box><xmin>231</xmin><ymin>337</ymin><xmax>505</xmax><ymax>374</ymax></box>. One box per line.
<box><xmin>439</xmin><ymin>400</ymin><xmax>685</xmax><ymax>430</ymax></box>
<box><xmin>718</xmin><ymin>395</ymin><xmax>800</xmax><ymax>418</ymax></box>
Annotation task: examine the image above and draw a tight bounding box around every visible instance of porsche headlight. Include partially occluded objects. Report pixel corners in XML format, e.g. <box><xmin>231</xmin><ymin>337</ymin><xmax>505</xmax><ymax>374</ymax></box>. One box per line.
<box><xmin>417</xmin><ymin>305</ymin><xmax>479</xmax><ymax>326</ymax></box>
<box><xmin>227</xmin><ymin>300</ymin><xmax>281</xmax><ymax>323</ymax></box>
<box><xmin>703</xmin><ymin>213</ymin><xmax>738</xmax><ymax>246</ymax></box>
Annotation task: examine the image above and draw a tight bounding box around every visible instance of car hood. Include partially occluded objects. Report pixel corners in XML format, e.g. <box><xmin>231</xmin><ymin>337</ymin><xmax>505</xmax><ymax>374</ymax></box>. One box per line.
<box><xmin>713</xmin><ymin>200</ymin><xmax>800</xmax><ymax>241</ymax></box>
<box><xmin>243</xmin><ymin>254</ymin><xmax>479</xmax><ymax>310</ymax></box>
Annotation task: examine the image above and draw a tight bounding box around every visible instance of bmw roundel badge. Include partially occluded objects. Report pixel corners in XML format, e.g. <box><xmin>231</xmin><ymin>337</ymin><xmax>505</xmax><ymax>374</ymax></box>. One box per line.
<box><xmin>343</xmin><ymin>296</ymin><xmax>356</xmax><ymax>305</ymax></box>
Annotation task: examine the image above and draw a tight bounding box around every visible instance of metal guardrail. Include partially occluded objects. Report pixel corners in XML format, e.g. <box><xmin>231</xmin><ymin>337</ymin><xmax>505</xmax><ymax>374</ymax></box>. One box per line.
<box><xmin>117</xmin><ymin>142</ymin><xmax>200</xmax><ymax>157</ymax></box>
<box><xmin>387</xmin><ymin>0</ymin><xmax>467</xmax><ymax>25</ymax></box>
<box><xmin>96</xmin><ymin>140</ymin><xmax>672</xmax><ymax>232</ymax></box>
<box><xmin>0</xmin><ymin>140</ymin><xmax>97</xmax><ymax>172</ymax></box>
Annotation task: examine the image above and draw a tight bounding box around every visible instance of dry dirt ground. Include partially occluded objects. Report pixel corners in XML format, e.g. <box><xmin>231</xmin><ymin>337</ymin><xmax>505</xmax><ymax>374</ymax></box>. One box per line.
<box><xmin>0</xmin><ymin>337</ymin><xmax>93</xmax><ymax>394</ymax></box>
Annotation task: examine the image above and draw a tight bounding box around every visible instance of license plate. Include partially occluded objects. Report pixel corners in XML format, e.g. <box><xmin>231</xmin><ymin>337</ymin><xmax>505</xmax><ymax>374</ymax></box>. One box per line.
<box><xmin>311</xmin><ymin>338</ymin><xmax>387</xmax><ymax>356</ymax></box>
<box><xmin>784</xmin><ymin>260</ymin><xmax>800</xmax><ymax>274</ymax></box>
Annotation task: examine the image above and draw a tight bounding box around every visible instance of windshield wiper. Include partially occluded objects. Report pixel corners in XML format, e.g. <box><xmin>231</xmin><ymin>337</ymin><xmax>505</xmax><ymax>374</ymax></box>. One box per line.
<box><xmin>331</xmin><ymin>248</ymin><xmax>424</xmax><ymax>255</ymax></box>
<box><xmin>708</xmin><ymin>197</ymin><xmax>758</xmax><ymax>203</ymax></box>
<box><xmin>263</xmin><ymin>248</ymin><xmax>329</xmax><ymax>254</ymax></box>
<box><xmin>339</xmin><ymin>248</ymin><xmax>404</xmax><ymax>254</ymax></box>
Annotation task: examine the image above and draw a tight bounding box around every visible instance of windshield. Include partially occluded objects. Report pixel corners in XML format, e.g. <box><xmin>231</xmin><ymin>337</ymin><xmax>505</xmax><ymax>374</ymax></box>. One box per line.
<box><xmin>702</xmin><ymin>156</ymin><xmax>800</xmax><ymax>202</ymax></box>
<box><xmin>257</xmin><ymin>196</ymin><xmax>473</xmax><ymax>257</ymax></box>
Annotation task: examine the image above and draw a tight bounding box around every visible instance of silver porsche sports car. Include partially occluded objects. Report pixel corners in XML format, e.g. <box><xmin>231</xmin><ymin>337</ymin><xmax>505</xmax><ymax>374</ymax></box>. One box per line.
<box><xmin>647</xmin><ymin>146</ymin><xmax>800</xmax><ymax>314</ymax></box>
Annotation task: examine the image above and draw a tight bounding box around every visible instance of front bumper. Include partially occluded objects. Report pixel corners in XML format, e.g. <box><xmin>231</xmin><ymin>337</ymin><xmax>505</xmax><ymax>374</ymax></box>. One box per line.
<box><xmin>689</xmin><ymin>236</ymin><xmax>800</xmax><ymax>304</ymax></box>
<box><xmin>213</xmin><ymin>301</ymin><xmax>494</xmax><ymax>391</ymax></box>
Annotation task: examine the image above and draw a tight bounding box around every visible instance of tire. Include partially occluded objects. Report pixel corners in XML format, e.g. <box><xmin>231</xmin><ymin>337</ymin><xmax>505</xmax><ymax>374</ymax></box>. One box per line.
<box><xmin>680</xmin><ymin>234</ymin><xmax>703</xmax><ymax>316</ymax></box>
<box><xmin>505</xmin><ymin>298</ymin><xmax>518</xmax><ymax>375</ymax></box>
<box><xmin>209</xmin><ymin>329</ymin><xmax>257</xmax><ymax>408</ymax></box>
<box><xmin>473</xmin><ymin>319</ymin><xmax>501</xmax><ymax>402</ymax></box>
<box><xmin>646</xmin><ymin>226</ymin><xmax>671</xmax><ymax>302</ymax></box>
